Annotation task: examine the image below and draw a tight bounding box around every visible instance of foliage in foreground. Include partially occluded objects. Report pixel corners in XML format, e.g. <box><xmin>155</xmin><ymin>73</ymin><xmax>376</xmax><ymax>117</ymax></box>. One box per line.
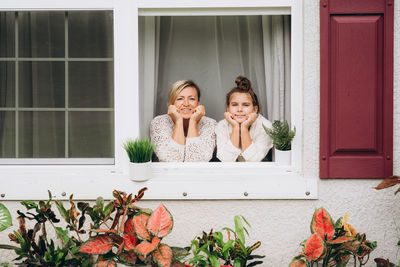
<box><xmin>0</xmin><ymin>188</ymin><xmax>186</xmax><ymax>266</ymax></box>
<box><xmin>186</xmin><ymin>215</ymin><xmax>264</xmax><ymax>267</ymax></box>
<box><xmin>263</xmin><ymin>120</ymin><xmax>296</xmax><ymax>151</ymax></box>
<box><xmin>289</xmin><ymin>208</ymin><xmax>376</xmax><ymax>267</ymax></box>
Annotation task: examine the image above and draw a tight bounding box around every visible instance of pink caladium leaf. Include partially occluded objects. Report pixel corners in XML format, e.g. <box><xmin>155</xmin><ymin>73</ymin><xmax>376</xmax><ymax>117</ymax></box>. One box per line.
<box><xmin>147</xmin><ymin>204</ymin><xmax>173</xmax><ymax>238</ymax></box>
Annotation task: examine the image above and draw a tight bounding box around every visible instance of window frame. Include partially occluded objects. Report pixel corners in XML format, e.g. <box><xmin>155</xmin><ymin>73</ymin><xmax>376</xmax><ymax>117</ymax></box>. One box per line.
<box><xmin>0</xmin><ymin>0</ymin><xmax>318</xmax><ymax>201</ymax></box>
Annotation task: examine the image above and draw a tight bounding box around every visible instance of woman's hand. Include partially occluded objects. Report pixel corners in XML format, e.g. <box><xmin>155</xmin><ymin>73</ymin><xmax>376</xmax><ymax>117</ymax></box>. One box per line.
<box><xmin>168</xmin><ymin>105</ymin><xmax>183</xmax><ymax>124</ymax></box>
<box><xmin>190</xmin><ymin>105</ymin><xmax>205</xmax><ymax>123</ymax></box>
<box><xmin>224</xmin><ymin>112</ymin><xmax>239</xmax><ymax>128</ymax></box>
<box><xmin>241</xmin><ymin>113</ymin><xmax>258</xmax><ymax>129</ymax></box>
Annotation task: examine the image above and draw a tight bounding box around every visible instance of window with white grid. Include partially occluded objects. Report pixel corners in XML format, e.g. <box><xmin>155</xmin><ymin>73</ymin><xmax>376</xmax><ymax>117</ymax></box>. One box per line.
<box><xmin>0</xmin><ymin>10</ymin><xmax>114</xmax><ymax>164</ymax></box>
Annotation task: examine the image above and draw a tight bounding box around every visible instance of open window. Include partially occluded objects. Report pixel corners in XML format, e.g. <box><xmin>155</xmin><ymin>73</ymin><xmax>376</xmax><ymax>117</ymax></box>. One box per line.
<box><xmin>0</xmin><ymin>0</ymin><xmax>317</xmax><ymax>200</ymax></box>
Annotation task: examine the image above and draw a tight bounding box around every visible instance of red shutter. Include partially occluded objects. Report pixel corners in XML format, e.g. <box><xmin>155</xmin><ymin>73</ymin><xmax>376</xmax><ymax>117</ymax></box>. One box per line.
<box><xmin>320</xmin><ymin>0</ymin><xmax>393</xmax><ymax>178</ymax></box>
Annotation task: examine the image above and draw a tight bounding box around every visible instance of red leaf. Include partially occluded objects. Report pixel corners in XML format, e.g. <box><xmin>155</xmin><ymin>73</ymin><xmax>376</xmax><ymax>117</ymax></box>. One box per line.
<box><xmin>133</xmin><ymin>213</ymin><xmax>151</xmax><ymax>241</ymax></box>
<box><xmin>301</xmin><ymin>233</ymin><xmax>326</xmax><ymax>261</ymax></box>
<box><xmin>133</xmin><ymin>187</ymin><xmax>148</xmax><ymax>203</ymax></box>
<box><xmin>79</xmin><ymin>235</ymin><xmax>113</xmax><ymax>255</ymax></box>
<box><xmin>95</xmin><ymin>260</ymin><xmax>116</xmax><ymax>267</ymax></box>
<box><xmin>289</xmin><ymin>258</ymin><xmax>306</xmax><ymax>267</ymax></box>
<box><xmin>120</xmin><ymin>250</ymin><xmax>137</xmax><ymax>264</ymax></box>
<box><xmin>147</xmin><ymin>205</ymin><xmax>173</xmax><ymax>238</ymax></box>
<box><xmin>134</xmin><ymin>236</ymin><xmax>161</xmax><ymax>257</ymax></box>
<box><xmin>375</xmin><ymin>176</ymin><xmax>400</xmax><ymax>190</ymax></box>
<box><xmin>327</xmin><ymin>236</ymin><xmax>354</xmax><ymax>245</ymax></box>
<box><xmin>90</xmin><ymin>229</ymin><xmax>118</xmax><ymax>234</ymax></box>
<box><xmin>125</xmin><ymin>217</ymin><xmax>135</xmax><ymax>234</ymax></box>
<box><xmin>152</xmin><ymin>244</ymin><xmax>173</xmax><ymax>267</ymax></box>
<box><xmin>123</xmin><ymin>234</ymin><xmax>139</xmax><ymax>251</ymax></box>
<box><xmin>310</xmin><ymin>208</ymin><xmax>334</xmax><ymax>240</ymax></box>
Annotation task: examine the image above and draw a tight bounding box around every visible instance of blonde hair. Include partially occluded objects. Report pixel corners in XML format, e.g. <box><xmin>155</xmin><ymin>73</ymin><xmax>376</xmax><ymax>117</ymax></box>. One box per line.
<box><xmin>167</xmin><ymin>80</ymin><xmax>201</xmax><ymax>106</ymax></box>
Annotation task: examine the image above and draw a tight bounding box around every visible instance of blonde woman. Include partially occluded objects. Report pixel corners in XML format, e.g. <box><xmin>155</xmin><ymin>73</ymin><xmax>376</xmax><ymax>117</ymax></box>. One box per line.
<box><xmin>150</xmin><ymin>80</ymin><xmax>216</xmax><ymax>162</ymax></box>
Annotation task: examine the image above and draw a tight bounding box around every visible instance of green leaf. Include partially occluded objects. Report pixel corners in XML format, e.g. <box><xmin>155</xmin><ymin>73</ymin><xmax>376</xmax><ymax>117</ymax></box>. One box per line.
<box><xmin>222</xmin><ymin>240</ymin><xmax>234</xmax><ymax>253</ymax></box>
<box><xmin>103</xmin><ymin>202</ymin><xmax>113</xmax><ymax>217</ymax></box>
<box><xmin>0</xmin><ymin>203</ymin><xmax>12</xmax><ymax>232</ymax></box>
<box><xmin>96</xmin><ymin>197</ymin><xmax>104</xmax><ymax>209</ymax></box>
<box><xmin>209</xmin><ymin>255</ymin><xmax>220</xmax><ymax>267</ymax></box>
<box><xmin>234</xmin><ymin>216</ymin><xmax>245</xmax><ymax>245</ymax></box>
<box><xmin>234</xmin><ymin>258</ymin><xmax>241</xmax><ymax>267</ymax></box>
<box><xmin>20</xmin><ymin>200</ymin><xmax>38</xmax><ymax>210</ymax></box>
<box><xmin>55</xmin><ymin>200</ymin><xmax>70</xmax><ymax>222</ymax></box>
<box><xmin>56</xmin><ymin>227</ymin><xmax>71</xmax><ymax>244</ymax></box>
<box><xmin>13</xmin><ymin>231</ymin><xmax>27</xmax><ymax>252</ymax></box>
<box><xmin>212</xmin><ymin>232</ymin><xmax>223</xmax><ymax>243</ymax></box>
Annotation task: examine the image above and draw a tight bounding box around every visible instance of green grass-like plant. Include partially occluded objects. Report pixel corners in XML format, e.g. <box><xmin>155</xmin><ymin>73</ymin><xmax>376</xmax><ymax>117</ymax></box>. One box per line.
<box><xmin>123</xmin><ymin>138</ymin><xmax>154</xmax><ymax>163</ymax></box>
<box><xmin>263</xmin><ymin>120</ymin><xmax>296</xmax><ymax>151</ymax></box>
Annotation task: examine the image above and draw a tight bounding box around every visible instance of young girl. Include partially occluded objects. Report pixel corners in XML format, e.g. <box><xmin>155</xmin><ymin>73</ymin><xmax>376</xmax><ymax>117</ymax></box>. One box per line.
<box><xmin>215</xmin><ymin>76</ymin><xmax>273</xmax><ymax>162</ymax></box>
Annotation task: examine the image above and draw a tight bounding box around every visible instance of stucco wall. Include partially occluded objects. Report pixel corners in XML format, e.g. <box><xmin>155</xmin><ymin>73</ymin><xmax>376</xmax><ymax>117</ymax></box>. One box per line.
<box><xmin>1</xmin><ymin>0</ymin><xmax>400</xmax><ymax>266</ymax></box>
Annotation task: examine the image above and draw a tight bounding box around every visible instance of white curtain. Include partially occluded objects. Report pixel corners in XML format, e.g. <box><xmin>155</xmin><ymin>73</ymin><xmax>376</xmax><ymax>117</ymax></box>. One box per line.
<box><xmin>139</xmin><ymin>15</ymin><xmax>291</xmax><ymax>137</ymax></box>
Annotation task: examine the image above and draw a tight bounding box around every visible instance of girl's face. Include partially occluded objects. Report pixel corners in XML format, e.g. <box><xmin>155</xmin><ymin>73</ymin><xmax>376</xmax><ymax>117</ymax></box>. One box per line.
<box><xmin>173</xmin><ymin>86</ymin><xmax>199</xmax><ymax>119</ymax></box>
<box><xmin>227</xmin><ymin>92</ymin><xmax>258</xmax><ymax>123</ymax></box>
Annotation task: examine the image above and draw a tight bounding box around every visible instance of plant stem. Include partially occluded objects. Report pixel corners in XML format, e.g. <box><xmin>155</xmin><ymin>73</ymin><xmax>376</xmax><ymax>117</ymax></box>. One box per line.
<box><xmin>72</xmin><ymin>224</ymin><xmax>83</xmax><ymax>243</ymax></box>
<box><xmin>119</xmin><ymin>206</ymin><xmax>129</xmax><ymax>233</ymax></box>
<box><xmin>48</xmin><ymin>220</ymin><xmax>80</xmax><ymax>260</ymax></box>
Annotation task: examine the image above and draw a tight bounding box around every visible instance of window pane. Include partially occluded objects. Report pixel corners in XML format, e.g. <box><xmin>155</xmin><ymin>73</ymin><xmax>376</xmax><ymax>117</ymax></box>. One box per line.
<box><xmin>18</xmin><ymin>12</ymin><xmax>65</xmax><ymax>58</ymax></box>
<box><xmin>69</xmin><ymin>111</ymin><xmax>114</xmax><ymax>158</ymax></box>
<box><xmin>0</xmin><ymin>61</ymin><xmax>15</xmax><ymax>107</ymax></box>
<box><xmin>69</xmin><ymin>62</ymin><xmax>114</xmax><ymax>108</ymax></box>
<box><xmin>19</xmin><ymin>61</ymin><xmax>65</xmax><ymax>108</ymax></box>
<box><xmin>69</xmin><ymin>11</ymin><xmax>113</xmax><ymax>58</ymax></box>
<box><xmin>0</xmin><ymin>12</ymin><xmax>15</xmax><ymax>58</ymax></box>
<box><xmin>19</xmin><ymin>111</ymin><xmax>65</xmax><ymax>158</ymax></box>
<box><xmin>0</xmin><ymin>111</ymin><xmax>15</xmax><ymax>157</ymax></box>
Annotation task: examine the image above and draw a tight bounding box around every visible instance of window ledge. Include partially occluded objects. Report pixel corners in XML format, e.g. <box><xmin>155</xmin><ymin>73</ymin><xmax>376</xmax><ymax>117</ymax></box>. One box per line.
<box><xmin>0</xmin><ymin>163</ymin><xmax>318</xmax><ymax>200</ymax></box>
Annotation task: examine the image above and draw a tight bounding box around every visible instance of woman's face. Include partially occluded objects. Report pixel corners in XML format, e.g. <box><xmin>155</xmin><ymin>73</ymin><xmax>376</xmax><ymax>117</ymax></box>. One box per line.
<box><xmin>227</xmin><ymin>92</ymin><xmax>258</xmax><ymax>123</ymax></box>
<box><xmin>173</xmin><ymin>86</ymin><xmax>200</xmax><ymax>119</ymax></box>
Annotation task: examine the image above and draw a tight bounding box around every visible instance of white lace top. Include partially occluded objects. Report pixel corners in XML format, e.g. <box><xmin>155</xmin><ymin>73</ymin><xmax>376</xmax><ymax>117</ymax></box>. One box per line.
<box><xmin>215</xmin><ymin>114</ymin><xmax>273</xmax><ymax>162</ymax></box>
<box><xmin>150</xmin><ymin>114</ymin><xmax>217</xmax><ymax>162</ymax></box>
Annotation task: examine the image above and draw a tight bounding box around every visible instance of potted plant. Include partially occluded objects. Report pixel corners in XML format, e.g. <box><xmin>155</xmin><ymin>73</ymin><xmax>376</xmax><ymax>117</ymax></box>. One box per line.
<box><xmin>185</xmin><ymin>215</ymin><xmax>264</xmax><ymax>267</ymax></box>
<box><xmin>263</xmin><ymin>120</ymin><xmax>296</xmax><ymax>165</ymax></box>
<box><xmin>123</xmin><ymin>138</ymin><xmax>154</xmax><ymax>182</ymax></box>
<box><xmin>289</xmin><ymin>207</ymin><xmax>376</xmax><ymax>267</ymax></box>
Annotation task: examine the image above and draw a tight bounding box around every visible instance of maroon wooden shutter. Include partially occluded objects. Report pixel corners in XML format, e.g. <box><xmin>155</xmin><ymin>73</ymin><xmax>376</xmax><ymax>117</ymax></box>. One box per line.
<box><xmin>320</xmin><ymin>0</ymin><xmax>393</xmax><ymax>178</ymax></box>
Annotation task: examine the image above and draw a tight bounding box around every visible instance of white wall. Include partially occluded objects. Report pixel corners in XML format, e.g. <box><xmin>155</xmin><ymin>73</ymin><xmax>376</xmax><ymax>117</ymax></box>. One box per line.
<box><xmin>1</xmin><ymin>0</ymin><xmax>399</xmax><ymax>266</ymax></box>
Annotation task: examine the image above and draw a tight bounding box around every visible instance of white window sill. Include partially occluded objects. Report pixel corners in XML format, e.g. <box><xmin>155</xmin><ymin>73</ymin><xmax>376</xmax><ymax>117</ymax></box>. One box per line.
<box><xmin>0</xmin><ymin>162</ymin><xmax>317</xmax><ymax>200</ymax></box>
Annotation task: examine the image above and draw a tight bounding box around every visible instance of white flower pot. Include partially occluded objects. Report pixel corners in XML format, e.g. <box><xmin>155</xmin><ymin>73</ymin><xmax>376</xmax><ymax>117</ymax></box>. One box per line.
<box><xmin>129</xmin><ymin>161</ymin><xmax>152</xmax><ymax>182</ymax></box>
<box><xmin>274</xmin><ymin>149</ymin><xmax>292</xmax><ymax>165</ymax></box>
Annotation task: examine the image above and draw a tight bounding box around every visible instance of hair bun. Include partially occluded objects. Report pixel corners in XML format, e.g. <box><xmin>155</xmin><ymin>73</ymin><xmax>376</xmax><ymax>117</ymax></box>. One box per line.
<box><xmin>235</xmin><ymin>76</ymin><xmax>251</xmax><ymax>91</ymax></box>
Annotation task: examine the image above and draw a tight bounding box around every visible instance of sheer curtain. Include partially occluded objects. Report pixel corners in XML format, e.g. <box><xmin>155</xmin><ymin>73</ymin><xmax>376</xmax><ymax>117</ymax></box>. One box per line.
<box><xmin>139</xmin><ymin>15</ymin><xmax>291</xmax><ymax>137</ymax></box>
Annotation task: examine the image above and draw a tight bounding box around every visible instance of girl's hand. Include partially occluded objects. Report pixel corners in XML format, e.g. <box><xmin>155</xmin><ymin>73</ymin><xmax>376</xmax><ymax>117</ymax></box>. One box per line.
<box><xmin>190</xmin><ymin>105</ymin><xmax>205</xmax><ymax>123</ymax></box>
<box><xmin>168</xmin><ymin>105</ymin><xmax>182</xmax><ymax>123</ymax></box>
<box><xmin>224</xmin><ymin>112</ymin><xmax>239</xmax><ymax>128</ymax></box>
<box><xmin>241</xmin><ymin>113</ymin><xmax>258</xmax><ymax>128</ymax></box>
